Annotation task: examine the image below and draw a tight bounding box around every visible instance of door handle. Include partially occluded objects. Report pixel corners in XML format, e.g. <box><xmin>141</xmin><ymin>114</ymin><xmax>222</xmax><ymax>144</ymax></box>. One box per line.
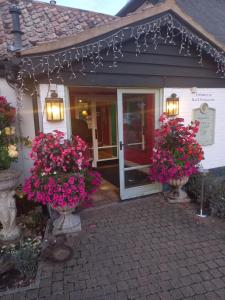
<box><xmin>120</xmin><ymin>141</ymin><xmax>124</xmax><ymax>150</ymax></box>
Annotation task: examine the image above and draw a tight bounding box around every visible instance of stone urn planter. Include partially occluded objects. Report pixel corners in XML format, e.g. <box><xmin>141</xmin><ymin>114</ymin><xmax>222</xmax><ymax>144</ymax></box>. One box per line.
<box><xmin>0</xmin><ymin>170</ymin><xmax>21</xmax><ymax>241</ymax></box>
<box><xmin>167</xmin><ymin>176</ymin><xmax>190</xmax><ymax>203</ymax></box>
<box><xmin>51</xmin><ymin>204</ymin><xmax>81</xmax><ymax>235</ymax></box>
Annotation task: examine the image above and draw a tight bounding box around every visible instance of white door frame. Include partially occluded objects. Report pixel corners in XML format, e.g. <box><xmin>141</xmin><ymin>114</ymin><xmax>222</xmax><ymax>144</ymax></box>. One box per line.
<box><xmin>91</xmin><ymin>100</ymin><xmax>98</xmax><ymax>168</ymax></box>
<box><xmin>117</xmin><ymin>88</ymin><xmax>162</xmax><ymax>200</ymax></box>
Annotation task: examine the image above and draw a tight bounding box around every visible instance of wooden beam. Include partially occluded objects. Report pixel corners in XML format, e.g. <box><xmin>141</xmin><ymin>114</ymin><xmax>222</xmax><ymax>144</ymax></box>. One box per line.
<box><xmin>32</xmin><ymin>94</ymin><xmax>40</xmax><ymax>135</ymax></box>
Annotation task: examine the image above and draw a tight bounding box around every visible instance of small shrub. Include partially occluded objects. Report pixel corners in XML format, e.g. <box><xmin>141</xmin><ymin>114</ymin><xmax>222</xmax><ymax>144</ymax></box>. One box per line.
<box><xmin>186</xmin><ymin>173</ymin><xmax>225</xmax><ymax>217</ymax></box>
<box><xmin>12</xmin><ymin>247</ymin><xmax>38</xmax><ymax>279</ymax></box>
<box><xmin>2</xmin><ymin>237</ymin><xmax>42</xmax><ymax>279</ymax></box>
<box><xmin>210</xmin><ymin>196</ymin><xmax>225</xmax><ymax>218</ymax></box>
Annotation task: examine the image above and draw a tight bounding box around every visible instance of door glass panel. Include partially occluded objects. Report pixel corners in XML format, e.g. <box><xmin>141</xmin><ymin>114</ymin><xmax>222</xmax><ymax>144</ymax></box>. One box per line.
<box><xmin>71</xmin><ymin>100</ymin><xmax>93</xmax><ymax>146</ymax></box>
<box><xmin>98</xmin><ymin>146</ymin><xmax>118</xmax><ymax>160</ymax></box>
<box><xmin>96</xmin><ymin>100</ymin><xmax>118</xmax><ymax>161</ymax></box>
<box><xmin>125</xmin><ymin>166</ymin><xmax>150</xmax><ymax>188</ymax></box>
<box><xmin>71</xmin><ymin>98</ymin><xmax>118</xmax><ymax>165</ymax></box>
<box><xmin>123</xmin><ymin>94</ymin><xmax>155</xmax><ymax>188</ymax></box>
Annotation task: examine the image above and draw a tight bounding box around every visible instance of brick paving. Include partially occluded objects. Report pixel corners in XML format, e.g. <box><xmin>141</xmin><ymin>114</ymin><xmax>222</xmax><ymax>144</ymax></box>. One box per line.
<box><xmin>2</xmin><ymin>195</ymin><xmax>225</xmax><ymax>300</ymax></box>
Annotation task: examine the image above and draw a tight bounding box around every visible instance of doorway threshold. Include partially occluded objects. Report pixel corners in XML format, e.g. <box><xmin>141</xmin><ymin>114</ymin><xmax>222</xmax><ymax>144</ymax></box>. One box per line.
<box><xmin>90</xmin><ymin>179</ymin><xmax>120</xmax><ymax>207</ymax></box>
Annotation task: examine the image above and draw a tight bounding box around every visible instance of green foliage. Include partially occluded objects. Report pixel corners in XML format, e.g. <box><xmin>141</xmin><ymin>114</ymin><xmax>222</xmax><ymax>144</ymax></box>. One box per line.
<box><xmin>0</xmin><ymin>145</ymin><xmax>11</xmax><ymax>169</ymax></box>
<box><xmin>12</xmin><ymin>246</ymin><xmax>39</xmax><ymax>279</ymax></box>
<box><xmin>1</xmin><ymin>237</ymin><xmax>41</xmax><ymax>279</ymax></box>
<box><xmin>186</xmin><ymin>173</ymin><xmax>225</xmax><ymax>217</ymax></box>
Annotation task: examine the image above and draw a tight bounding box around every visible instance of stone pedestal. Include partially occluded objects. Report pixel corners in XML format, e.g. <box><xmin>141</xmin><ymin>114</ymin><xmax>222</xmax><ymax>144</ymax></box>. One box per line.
<box><xmin>167</xmin><ymin>176</ymin><xmax>190</xmax><ymax>203</ymax></box>
<box><xmin>0</xmin><ymin>170</ymin><xmax>21</xmax><ymax>241</ymax></box>
<box><xmin>52</xmin><ymin>205</ymin><xmax>81</xmax><ymax>235</ymax></box>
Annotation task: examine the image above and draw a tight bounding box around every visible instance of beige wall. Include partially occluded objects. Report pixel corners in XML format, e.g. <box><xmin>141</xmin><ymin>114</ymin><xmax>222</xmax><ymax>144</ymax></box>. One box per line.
<box><xmin>0</xmin><ymin>78</ymin><xmax>35</xmax><ymax>181</ymax></box>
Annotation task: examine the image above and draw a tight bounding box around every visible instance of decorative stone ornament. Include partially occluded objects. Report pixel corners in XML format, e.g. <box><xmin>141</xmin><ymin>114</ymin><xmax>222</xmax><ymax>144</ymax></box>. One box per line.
<box><xmin>51</xmin><ymin>204</ymin><xmax>81</xmax><ymax>235</ymax></box>
<box><xmin>200</xmin><ymin>103</ymin><xmax>209</xmax><ymax>114</ymax></box>
<box><xmin>0</xmin><ymin>170</ymin><xmax>21</xmax><ymax>241</ymax></box>
<box><xmin>167</xmin><ymin>176</ymin><xmax>190</xmax><ymax>203</ymax></box>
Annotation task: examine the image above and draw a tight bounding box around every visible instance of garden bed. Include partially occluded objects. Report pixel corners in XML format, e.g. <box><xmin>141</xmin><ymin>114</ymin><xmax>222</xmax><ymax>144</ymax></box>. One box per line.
<box><xmin>0</xmin><ymin>194</ymin><xmax>47</xmax><ymax>294</ymax></box>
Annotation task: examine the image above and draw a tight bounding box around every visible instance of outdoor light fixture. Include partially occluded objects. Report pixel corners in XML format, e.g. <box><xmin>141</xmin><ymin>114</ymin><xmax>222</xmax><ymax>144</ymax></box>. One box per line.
<box><xmin>166</xmin><ymin>93</ymin><xmax>179</xmax><ymax>117</ymax></box>
<box><xmin>45</xmin><ymin>91</ymin><xmax>64</xmax><ymax>121</ymax></box>
<box><xmin>81</xmin><ymin>110</ymin><xmax>88</xmax><ymax>117</ymax></box>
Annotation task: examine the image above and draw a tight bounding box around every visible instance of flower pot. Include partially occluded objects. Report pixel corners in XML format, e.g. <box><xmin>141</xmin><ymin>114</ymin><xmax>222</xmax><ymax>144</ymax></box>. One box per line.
<box><xmin>51</xmin><ymin>204</ymin><xmax>81</xmax><ymax>235</ymax></box>
<box><xmin>0</xmin><ymin>170</ymin><xmax>21</xmax><ymax>241</ymax></box>
<box><xmin>167</xmin><ymin>176</ymin><xmax>190</xmax><ymax>203</ymax></box>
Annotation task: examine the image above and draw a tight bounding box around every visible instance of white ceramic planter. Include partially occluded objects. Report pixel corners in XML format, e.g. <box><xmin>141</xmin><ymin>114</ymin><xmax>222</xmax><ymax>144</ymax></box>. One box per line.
<box><xmin>0</xmin><ymin>170</ymin><xmax>21</xmax><ymax>241</ymax></box>
<box><xmin>52</xmin><ymin>204</ymin><xmax>81</xmax><ymax>235</ymax></box>
<box><xmin>168</xmin><ymin>176</ymin><xmax>190</xmax><ymax>203</ymax></box>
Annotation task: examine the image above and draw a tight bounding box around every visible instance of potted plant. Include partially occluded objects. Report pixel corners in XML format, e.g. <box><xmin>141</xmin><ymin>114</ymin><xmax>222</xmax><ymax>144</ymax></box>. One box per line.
<box><xmin>0</xmin><ymin>96</ymin><xmax>21</xmax><ymax>240</ymax></box>
<box><xmin>23</xmin><ymin>130</ymin><xmax>101</xmax><ymax>235</ymax></box>
<box><xmin>149</xmin><ymin>114</ymin><xmax>204</xmax><ymax>203</ymax></box>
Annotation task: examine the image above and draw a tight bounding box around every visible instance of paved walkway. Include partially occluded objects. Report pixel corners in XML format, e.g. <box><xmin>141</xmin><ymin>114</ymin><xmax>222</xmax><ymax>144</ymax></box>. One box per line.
<box><xmin>2</xmin><ymin>195</ymin><xmax>225</xmax><ymax>300</ymax></box>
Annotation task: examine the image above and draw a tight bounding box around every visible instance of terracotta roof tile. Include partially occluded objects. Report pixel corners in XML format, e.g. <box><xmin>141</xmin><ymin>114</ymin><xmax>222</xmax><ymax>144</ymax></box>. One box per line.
<box><xmin>0</xmin><ymin>0</ymin><xmax>118</xmax><ymax>59</ymax></box>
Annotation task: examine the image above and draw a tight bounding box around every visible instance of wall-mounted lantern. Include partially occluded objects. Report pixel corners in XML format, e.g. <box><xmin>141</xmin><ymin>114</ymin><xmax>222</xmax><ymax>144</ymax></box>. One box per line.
<box><xmin>45</xmin><ymin>91</ymin><xmax>64</xmax><ymax>121</ymax></box>
<box><xmin>166</xmin><ymin>93</ymin><xmax>179</xmax><ymax>117</ymax></box>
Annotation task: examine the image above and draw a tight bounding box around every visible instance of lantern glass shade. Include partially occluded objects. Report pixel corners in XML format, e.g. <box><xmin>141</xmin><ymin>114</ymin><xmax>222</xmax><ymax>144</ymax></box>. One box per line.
<box><xmin>166</xmin><ymin>96</ymin><xmax>179</xmax><ymax>117</ymax></box>
<box><xmin>45</xmin><ymin>97</ymin><xmax>64</xmax><ymax>121</ymax></box>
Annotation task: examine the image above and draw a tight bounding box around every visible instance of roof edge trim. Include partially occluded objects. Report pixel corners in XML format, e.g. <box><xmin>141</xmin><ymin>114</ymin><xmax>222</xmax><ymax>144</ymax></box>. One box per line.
<box><xmin>20</xmin><ymin>0</ymin><xmax>225</xmax><ymax>56</ymax></box>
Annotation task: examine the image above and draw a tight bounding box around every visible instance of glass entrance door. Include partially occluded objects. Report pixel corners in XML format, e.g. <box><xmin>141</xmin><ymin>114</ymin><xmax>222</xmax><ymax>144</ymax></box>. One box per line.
<box><xmin>117</xmin><ymin>89</ymin><xmax>162</xmax><ymax>200</ymax></box>
<box><xmin>70</xmin><ymin>96</ymin><xmax>118</xmax><ymax>168</ymax></box>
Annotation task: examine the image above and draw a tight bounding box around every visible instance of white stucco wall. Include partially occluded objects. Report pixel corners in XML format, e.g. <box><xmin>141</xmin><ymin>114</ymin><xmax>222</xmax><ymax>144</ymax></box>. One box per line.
<box><xmin>39</xmin><ymin>84</ymin><xmax>71</xmax><ymax>138</ymax></box>
<box><xmin>0</xmin><ymin>78</ymin><xmax>35</xmax><ymax>181</ymax></box>
<box><xmin>164</xmin><ymin>88</ymin><xmax>225</xmax><ymax>169</ymax></box>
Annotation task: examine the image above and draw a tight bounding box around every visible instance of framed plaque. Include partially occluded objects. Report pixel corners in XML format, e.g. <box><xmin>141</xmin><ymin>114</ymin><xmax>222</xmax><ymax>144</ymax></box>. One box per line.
<box><xmin>193</xmin><ymin>103</ymin><xmax>215</xmax><ymax>146</ymax></box>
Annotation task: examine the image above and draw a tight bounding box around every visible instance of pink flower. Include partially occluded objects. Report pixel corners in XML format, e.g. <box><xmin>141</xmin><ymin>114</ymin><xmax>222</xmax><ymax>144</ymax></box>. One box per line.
<box><xmin>23</xmin><ymin>130</ymin><xmax>102</xmax><ymax>207</ymax></box>
<box><xmin>68</xmin><ymin>176</ymin><xmax>75</xmax><ymax>185</ymax></box>
<box><xmin>149</xmin><ymin>114</ymin><xmax>204</xmax><ymax>183</ymax></box>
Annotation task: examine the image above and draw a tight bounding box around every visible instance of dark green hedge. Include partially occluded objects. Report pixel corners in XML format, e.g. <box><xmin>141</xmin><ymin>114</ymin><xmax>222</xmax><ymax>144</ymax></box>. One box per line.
<box><xmin>186</xmin><ymin>173</ymin><xmax>225</xmax><ymax>218</ymax></box>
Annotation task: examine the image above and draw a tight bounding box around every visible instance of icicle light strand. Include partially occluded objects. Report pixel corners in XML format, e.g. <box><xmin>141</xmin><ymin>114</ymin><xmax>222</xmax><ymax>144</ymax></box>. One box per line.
<box><xmin>17</xmin><ymin>13</ymin><xmax>225</xmax><ymax>95</ymax></box>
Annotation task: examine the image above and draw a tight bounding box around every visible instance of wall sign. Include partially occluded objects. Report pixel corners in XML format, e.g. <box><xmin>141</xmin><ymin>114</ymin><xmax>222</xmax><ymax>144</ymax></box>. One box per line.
<box><xmin>193</xmin><ymin>103</ymin><xmax>215</xmax><ymax>146</ymax></box>
<box><xmin>191</xmin><ymin>92</ymin><xmax>215</xmax><ymax>102</ymax></box>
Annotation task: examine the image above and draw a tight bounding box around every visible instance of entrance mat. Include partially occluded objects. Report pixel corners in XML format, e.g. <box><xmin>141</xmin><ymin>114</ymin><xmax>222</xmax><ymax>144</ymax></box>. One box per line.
<box><xmin>97</xmin><ymin>164</ymin><xmax>120</xmax><ymax>188</ymax></box>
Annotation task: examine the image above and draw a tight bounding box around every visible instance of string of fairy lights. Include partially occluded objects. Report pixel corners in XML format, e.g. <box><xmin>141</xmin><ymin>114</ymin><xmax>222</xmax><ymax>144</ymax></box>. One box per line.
<box><xmin>17</xmin><ymin>13</ymin><xmax>225</xmax><ymax>94</ymax></box>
